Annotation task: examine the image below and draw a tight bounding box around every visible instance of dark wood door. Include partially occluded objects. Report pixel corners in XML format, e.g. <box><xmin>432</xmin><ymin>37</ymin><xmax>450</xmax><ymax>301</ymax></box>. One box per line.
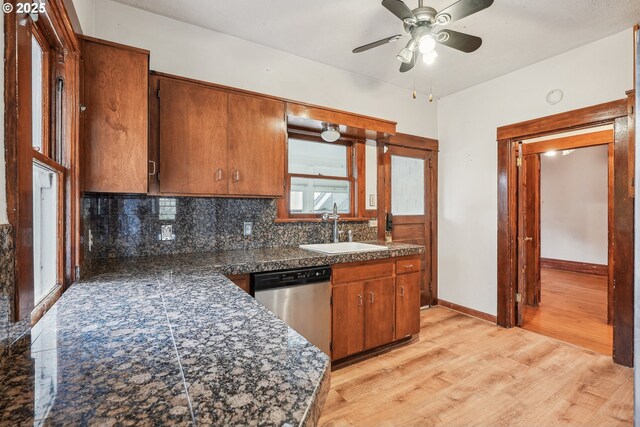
<box><xmin>364</xmin><ymin>278</ymin><xmax>395</xmax><ymax>350</ymax></box>
<box><xmin>228</xmin><ymin>93</ymin><xmax>285</xmax><ymax>197</ymax></box>
<box><xmin>332</xmin><ymin>283</ymin><xmax>364</xmax><ymax>360</ymax></box>
<box><xmin>516</xmin><ymin>152</ymin><xmax>541</xmax><ymax>325</ymax></box>
<box><xmin>381</xmin><ymin>146</ymin><xmax>435</xmax><ymax>306</ymax></box>
<box><xmin>158</xmin><ymin>78</ymin><xmax>228</xmax><ymax>195</ymax></box>
<box><xmin>395</xmin><ymin>272</ymin><xmax>421</xmax><ymax>338</ymax></box>
<box><xmin>82</xmin><ymin>38</ymin><xmax>149</xmax><ymax>193</ymax></box>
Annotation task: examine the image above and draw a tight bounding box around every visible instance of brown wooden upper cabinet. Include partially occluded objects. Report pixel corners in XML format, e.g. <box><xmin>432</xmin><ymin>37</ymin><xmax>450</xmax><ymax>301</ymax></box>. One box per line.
<box><xmin>154</xmin><ymin>75</ymin><xmax>286</xmax><ymax>197</ymax></box>
<box><xmin>80</xmin><ymin>37</ymin><xmax>149</xmax><ymax>193</ymax></box>
<box><xmin>158</xmin><ymin>78</ymin><xmax>228</xmax><ymax>195</ymax></box>
<box><xmin>228</xmin><ymin>93</ymin><xmax>286</xmax><ymax>197</ymax></box>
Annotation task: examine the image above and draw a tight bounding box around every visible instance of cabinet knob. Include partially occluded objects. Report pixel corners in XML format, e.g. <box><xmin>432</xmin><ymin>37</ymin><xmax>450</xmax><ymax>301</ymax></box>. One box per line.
<box><xmin>215</xmin><ymin>168</ymin><xmax>224</xmax><ymax>182</ymax></box>
<box><xmin>232</xmin><ymin>170</ymin><xmax>240</xmax><ymax>183</ymax></box>
<box><xmin>358</xmin><ymin>294</ymin><xmax>363</xmax><ymax>307</ymax></box>
<box><xmin>400</xmin><ymin>286</ymin><xmax>405</xmax><ymax>297</ymax></box>
<box><xmin>370</xmin><ymin>292</ymin><xmax>374</xmax><ymax>304</ymax></box>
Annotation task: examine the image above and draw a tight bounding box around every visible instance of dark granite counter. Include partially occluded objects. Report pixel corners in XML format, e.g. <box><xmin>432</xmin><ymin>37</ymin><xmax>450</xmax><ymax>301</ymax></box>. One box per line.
<box><xmin>0</xmin><ymin>242</ymin><xmax>422</xmax><ymax>425</ymax></box>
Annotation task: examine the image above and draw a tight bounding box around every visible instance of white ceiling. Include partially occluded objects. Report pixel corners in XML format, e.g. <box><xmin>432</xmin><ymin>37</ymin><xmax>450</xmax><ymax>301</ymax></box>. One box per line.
<box><xmin>111</xmin><ymin>0</ymin><xmax>639</xmax><ymax>97</ymax></box>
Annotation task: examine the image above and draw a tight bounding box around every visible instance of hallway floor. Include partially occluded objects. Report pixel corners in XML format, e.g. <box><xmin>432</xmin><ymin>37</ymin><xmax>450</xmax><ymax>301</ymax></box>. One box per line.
<box><xmin>522</xmin><ymin>268</ymin><xmax>612</xmax><ymax>355</ymax></box>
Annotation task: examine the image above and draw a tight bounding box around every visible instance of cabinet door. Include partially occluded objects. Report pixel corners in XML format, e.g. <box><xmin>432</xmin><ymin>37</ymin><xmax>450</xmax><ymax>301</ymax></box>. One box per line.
<box><xmin>395</xmin><ymin>272</ymin><xmax>421</xmax><ymax>338</ymax></box>
<box><xmin>364</xmin><ymin>278</ymin><xmax>395</xmax><ymax>350</ymax></box>
<box><xmin>82</xmin><ymin>39</ymin><xmax>148</xmax><ymax>193</ymax></box>
<box><xmin>228</xmin><ymin>93</ymin><xmax>285</xmax><ymax>196</ymax></box>
<box><xmin>158</xmin><ymin>79</ymin><xmax>228</xmax><ymax>195</ymax></box>
<box><xmin>332</xmin><ymin>283</ymin><xmax>364</xmax><ymax>360</ymax></box>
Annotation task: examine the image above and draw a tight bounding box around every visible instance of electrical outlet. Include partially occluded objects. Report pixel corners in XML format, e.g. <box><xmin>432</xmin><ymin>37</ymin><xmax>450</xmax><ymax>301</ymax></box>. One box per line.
<box><xmin>243</xmin><ymin>222</ymin><xmax>253</xmax><ymax>237</ymax></box>
<box><xmin>368</xmin><ymin>219</ymin><xmax>378</xmax><ymax>228</ymax></box>
<box><xmin>160</xmin><ymin>225</ymin><xmax>175</xmax><ymax>241</ymax></box>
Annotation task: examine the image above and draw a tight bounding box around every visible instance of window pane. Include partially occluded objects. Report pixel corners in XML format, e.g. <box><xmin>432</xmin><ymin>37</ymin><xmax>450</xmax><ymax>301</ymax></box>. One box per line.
<box><xmin>33</xmin><ymin>162</ymin><xmax>58</xmax><ymax>303</ymax></box>
<box><xmin>32</xmin><ymin>37</ymin><xmax>43</xmax><ymax>151</ymax></box>
<box><xmin>290</xmin><ymin>177</ymin><xmax>350</xmax><ymax>214</ymax></box>
<box><xmin>391</xmin><ymin>155</ymin><xmax>424</xmax><ymax>215</ymax></box>
<box><xmin>288</xmin><ymin>139</ymin><xmax>347</xmax><ymax>177</ymax></box>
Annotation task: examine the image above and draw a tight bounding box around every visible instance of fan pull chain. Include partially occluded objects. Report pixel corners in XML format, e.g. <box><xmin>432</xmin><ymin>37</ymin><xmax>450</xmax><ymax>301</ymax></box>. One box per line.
<box><xmin>428</xmin><ymin>69</ymin><xmax>433</xmax><ymax>102</ymax></box>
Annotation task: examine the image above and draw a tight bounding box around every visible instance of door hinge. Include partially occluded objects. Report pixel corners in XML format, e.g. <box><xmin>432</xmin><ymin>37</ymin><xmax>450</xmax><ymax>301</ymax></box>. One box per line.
<box><xmin>516</xmin><ymin>157</ymin><xmax>522</xmax><ymax>167</ymax></box>
<box><xmin>515</xmin><ymin>292</ymin><xmax>522</xmax><ymax>303</ymax></box>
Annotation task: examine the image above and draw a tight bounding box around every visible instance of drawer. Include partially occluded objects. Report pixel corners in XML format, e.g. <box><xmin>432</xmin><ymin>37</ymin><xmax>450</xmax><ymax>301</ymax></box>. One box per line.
<box><xmin>333</xmin><ymin>260</ymin><xmax>394</xmax><ymax>285</ymax></box>
<box><xmin>396</xmin><ymin>258</ymin><xmax>420</xmax><ymax>275</ymax></box>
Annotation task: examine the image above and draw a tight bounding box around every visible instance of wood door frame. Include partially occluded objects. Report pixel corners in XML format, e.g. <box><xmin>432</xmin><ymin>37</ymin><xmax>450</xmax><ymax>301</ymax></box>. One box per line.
<box><xmin>518</xmin><ymin>133</ymin><xmax>614</xmax><ymax>324</ymax></box>
<box><xmin>497</xmin><ymin>96</ymin><xmax>634</xmax><ymax>366</ymax></box>
<box><xmin>378</xmin><ymin>133</ymin><xmax>439</xmax><ymax>307</ymax></box>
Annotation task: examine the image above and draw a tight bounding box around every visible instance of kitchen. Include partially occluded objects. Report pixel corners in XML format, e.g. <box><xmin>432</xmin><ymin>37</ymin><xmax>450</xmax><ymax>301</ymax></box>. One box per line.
<box><xmin>0</xmin><ymin>0</ymin><xmax>638</xmax><ymax>425</ymax></box>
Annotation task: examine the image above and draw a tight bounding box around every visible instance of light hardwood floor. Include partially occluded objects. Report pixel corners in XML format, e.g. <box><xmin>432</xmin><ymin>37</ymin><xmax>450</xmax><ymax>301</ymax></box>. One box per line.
<box><xmin>522</xmin><ymin>268</ymin><xmax>612</xmax><ymax>355</ymax></box>
<box><xmin>319</xmin><ymin>307</ymin><xmax>632</xmax><ymax>427</ymax></box>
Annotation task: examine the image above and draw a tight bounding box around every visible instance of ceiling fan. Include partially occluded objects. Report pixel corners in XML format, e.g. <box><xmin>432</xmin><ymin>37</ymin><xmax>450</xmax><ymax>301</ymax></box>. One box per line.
<box><xmin>353</xmin><ymin>0</ymin><xmax>493</xmax><ymax>72</ymax></box>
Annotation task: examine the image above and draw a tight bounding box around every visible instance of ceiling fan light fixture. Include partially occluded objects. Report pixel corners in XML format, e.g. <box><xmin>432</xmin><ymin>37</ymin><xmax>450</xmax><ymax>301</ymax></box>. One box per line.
<box><xmin>422</xmin><ymin>49</ymin><xmax>438</xmax><ymax>65</ymax></box>
<box><xmin>396</xmin><ymin>47</ymin><xmax>413</xmax><ymax>64</ymax></box>
<box><xmin>321</xmin><ymin>124</ymin><xmax>341</xmax><ymax>142</ymax></box>
<box><xmin>418</xmin><ymin>35</ymin><xmax>436</xmax><ymax>54</ymax></box>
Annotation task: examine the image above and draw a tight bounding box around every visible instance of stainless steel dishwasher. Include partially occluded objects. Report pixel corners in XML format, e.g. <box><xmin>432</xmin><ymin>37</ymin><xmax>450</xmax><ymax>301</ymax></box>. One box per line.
<box><xmin>252</xmin><ymin>266</ymin><xmax>331</xmax><ymax>355</ymax></box>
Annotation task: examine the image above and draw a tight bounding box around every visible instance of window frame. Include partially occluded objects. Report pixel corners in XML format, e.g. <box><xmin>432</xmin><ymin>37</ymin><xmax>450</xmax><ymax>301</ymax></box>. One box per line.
<box><xmin>277</xmin><ymin>131</ymin><xmax>372</xmax><ymax>222</ymax></box>
<box><xmin>5</xmin><ymin>1</ymin><xmax>81</xmax><ymax>323</ymax></box>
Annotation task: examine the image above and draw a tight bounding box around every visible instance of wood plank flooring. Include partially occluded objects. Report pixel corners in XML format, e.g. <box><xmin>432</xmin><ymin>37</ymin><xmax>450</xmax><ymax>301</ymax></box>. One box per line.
<box><xmin>319</xmin><ymin>307</ymin><xmax>632</xmax><ymax>427</ymax></box>
<box><xmin>522</xmin><ymin>268</ymin><xmax>612</xmax><ymax>355</ymax></box>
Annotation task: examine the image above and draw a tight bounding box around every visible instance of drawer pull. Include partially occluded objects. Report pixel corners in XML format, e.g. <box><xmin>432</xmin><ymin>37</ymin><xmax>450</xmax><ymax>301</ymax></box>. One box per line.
<box><xmin>400</xmin><ymin>286</ymin><xmax>405</xmax><ymax>297</ymax></box>
<box><xmin>215</xmin><ymin>168</ymin><xmax>224</xmax><ymax>182</ymax></box>
<box><xmin>370</xmin><ymin>292</ymin><xmax>374</xmax><ymax>304</ymax></box>
<box><xmin>149</xmin><ymin>160</ymin><xmax>157</xmax><ymax>176</ymax></box>
<box><xmin>232</xmin><ymin>170</ymin><xmax>240</xmax><ymax>183</ymax></box>
<box><xmin>358</xmin><ymin>294</ymin><xmax>363</xmax><ymax>307</ymax></box>
<box><xmin>403</xmin><ymin>264</ymin><xmax>414</xmax><ymax>269</ymax></box>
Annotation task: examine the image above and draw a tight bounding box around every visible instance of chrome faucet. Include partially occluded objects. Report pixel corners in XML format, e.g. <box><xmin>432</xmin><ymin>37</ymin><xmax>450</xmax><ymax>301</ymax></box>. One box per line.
<box><xmin>322</xmin><ymin>203</ymin><xmax>340</xmax><ymax>243</ymax></box>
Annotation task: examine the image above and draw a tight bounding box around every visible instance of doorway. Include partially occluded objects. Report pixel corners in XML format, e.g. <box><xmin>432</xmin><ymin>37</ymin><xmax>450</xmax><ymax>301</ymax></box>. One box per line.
<box><xmin>496</xmin><ymin>97</ymin><xmax>634</xmax><ymax>366</ymax></box>
<box><xmin>517</xmin><ymin>134</ymin><xmax>612</xmax><ymax>355</ymax></box>
<box><xmin>378</xmin><ymin>134</ymin><xmax>438</xmax><ymax>307</ymax></box>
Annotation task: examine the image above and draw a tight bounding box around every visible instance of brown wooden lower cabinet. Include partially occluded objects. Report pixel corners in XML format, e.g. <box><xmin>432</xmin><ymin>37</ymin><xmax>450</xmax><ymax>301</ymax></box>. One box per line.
<box><xmin>395</xmin><ymin>272</ymin><xmax>421</xmax><ymax>339</ymax></box>
<box><xmin>363</xmin><ymin>278</ymin><xmax>395</xmax><ymax>350</ymax></box>
<box><xmin>331</xmin><ymin>256</ymin><xmax>422</xmax><ymax>361</ymax></box>
<box><xmin>331</xmin><ymin>282</ymin><xmax>365</xmax><ymax>360</ymax></box>
<box><xmin>225</xmin><ymin>274</ymin><xmax>250</xmax><ymax>293</ymax></box>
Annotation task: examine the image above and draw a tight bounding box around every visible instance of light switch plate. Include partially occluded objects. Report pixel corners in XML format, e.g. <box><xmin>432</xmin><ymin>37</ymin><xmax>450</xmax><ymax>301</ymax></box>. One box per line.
<box><xmin>243</xmin><ymin>222</ymin><xmax>253</xmax><ymax>237</ymax></box>
<box><xmin>160</xmin><ymin>225</ymin><xmax>175</xmax><ymax>241</ymax></box>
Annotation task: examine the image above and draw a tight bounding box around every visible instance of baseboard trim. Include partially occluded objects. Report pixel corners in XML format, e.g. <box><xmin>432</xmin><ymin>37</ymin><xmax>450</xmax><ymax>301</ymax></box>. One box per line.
<box><xmin>437</xmin><ymin>299</ymin><xmax>497</xmax><ymax>323</ymax></box>
<box><xmin>540</xmin><ymin>258</ymin><xmax>607</xmax><ymax>276</ymax></box>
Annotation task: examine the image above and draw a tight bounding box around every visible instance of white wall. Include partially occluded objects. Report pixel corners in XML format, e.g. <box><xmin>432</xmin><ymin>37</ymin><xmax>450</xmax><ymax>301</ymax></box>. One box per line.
<box><xmin>75</xmin><ymin>0</ymin><xmax>437</xmax><ymax>138</ymax></box>
<box><xmin>540</xmin><ymin>145</ymin><xmax>608</xmax><ymax>265</ymax></box>
<box><xmin>437</xmin><ymin>29</ymin><xmax>633</xmax><ymax>316</ymax></box>
<box><xmin>70</xmin><ymin>0</ymin><xmax>95</xmax><ymax>35</ymax></box>
<box><xmin>0</xmin><ymin>14</ymin><xmax>7</xmax><ymax>225</ymax></box>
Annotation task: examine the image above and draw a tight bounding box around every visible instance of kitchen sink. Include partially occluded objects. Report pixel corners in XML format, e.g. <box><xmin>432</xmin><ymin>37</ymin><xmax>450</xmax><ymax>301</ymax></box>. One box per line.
<box><xmin>299</xmin><ymin>242</ymin><xmax>388</xmax><ymax>254</ymax></box>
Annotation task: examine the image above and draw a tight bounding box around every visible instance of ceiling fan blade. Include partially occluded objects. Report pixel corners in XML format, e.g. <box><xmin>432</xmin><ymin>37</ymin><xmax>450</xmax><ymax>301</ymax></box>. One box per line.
<box><xmin>352</xmin><ymin>35</ymin><xmax>403</xmax><ymax>53</ymax></box>
<box><xmin>382</xmin><ymin>0</ymin><xmax>416</xmax><ymax>23</ymax></box>
<box><xmin>399</xmin><ymin>52</ymin><xmax>416</xmax><ymax>73</ymax></box>
<box><xmin>435</xmin><ymin>0</ymin><xmax>493</xmax><ymax>24</ymax></box>
<box><xmin>435</xmin><ymin>29</ymin><xmax>482</xmax><ymax>53</ymax></box>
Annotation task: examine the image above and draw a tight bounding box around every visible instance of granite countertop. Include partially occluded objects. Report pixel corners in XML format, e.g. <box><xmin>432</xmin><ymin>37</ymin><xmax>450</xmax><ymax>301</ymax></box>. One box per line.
<box><xmin>0</xmin><ymin>242</ymin><xmax>423</xmax><ymax>425</ymax></box>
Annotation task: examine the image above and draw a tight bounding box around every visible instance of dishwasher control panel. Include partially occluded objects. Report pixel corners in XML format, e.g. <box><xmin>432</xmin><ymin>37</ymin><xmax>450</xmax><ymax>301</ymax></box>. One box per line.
<box><xmin>252</xmin><ymin>266</ymin><xmax>331</xmax><ymax>291</ymax></box>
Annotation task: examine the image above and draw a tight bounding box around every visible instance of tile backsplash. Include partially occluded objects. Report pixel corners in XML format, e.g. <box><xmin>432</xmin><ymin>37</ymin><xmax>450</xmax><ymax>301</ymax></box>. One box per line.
<box><xmin>83</xmin><ymin>195</ymin><xmax>377</xmax><ymax>262</ymax></box>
